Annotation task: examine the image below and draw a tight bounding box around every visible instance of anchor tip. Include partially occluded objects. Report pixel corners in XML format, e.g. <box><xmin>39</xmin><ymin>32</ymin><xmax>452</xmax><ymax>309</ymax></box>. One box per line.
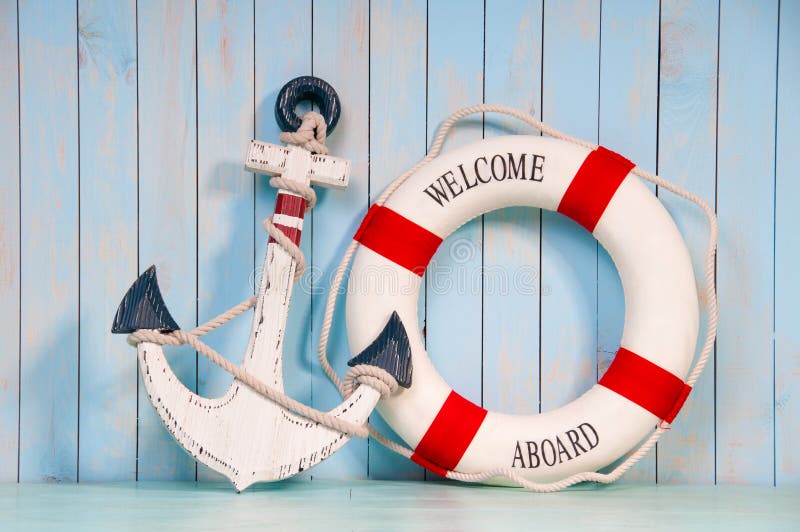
<box><xmin>111</xmin><ymin>265</ymin><xmax>180</xmax><ymax>334</ymax></box>
<box><xmin>348</xmin><ymin>311</ymin><xmax>412</xmax><ymax>388</ymax></box>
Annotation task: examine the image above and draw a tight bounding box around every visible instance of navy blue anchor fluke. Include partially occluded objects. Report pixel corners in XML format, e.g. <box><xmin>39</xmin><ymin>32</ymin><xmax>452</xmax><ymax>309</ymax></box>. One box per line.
<box><xmin>348</xmin><ymin>311</ymin><xmax>413</xmax><ymax>388</ymax></box>
<box><xmin>111</xmin><ymin>265</ymin><xmax>180</xmax><ymax>334</ymax></box>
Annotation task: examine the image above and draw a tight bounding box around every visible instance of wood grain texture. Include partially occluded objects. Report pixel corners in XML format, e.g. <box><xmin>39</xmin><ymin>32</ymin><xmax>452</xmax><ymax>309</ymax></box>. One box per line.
<box><xmin>195</xmin><ymin>0</ymin><xmax>254</xmax><ymax>481</ymax></box>
<box><xmin>597</xmin><ymin>0</ymin><xmax>659</xmax><ymax>483</ymax></box>
<box><xmin>482</xmin><ymin>0</ymin><xmax>542</xmax><ymax>417</ymax></box>
<box><xmin>18</xmin><ymin>0</ymin><xmax>79</xmax><ymax>482</ymax></box>
<box><xmin>425</xmin><ymin>0</ymin><xmax>484</xmax><ymax>413</ymax></box>
<box><xmin>0</xmin><ymin>0</ymin><xmax>19</xmax><ymax>482</ymax></box>
<box><xmin>775</xmin><ymin>0</ymin><xmax>800</xmax><ymax>487</ymax></box>
<box><xmin>254</xmin><ymin>0</ymin><xmax>313</xmax><ymax>434</ymax></box>
<box><xmin>77</xmin><ymin>0</ymin><xmax>138</xmax><ymax>481</ymax></box>
<box><xmin>136</xmin><ymin>0</ymin><xmax>197</xmax><ymax>480</ymax></box>
<box><xmin>310</xmin><ymin>0</ymin><xmax>370</xmax><ymax>479</ymax></box>
<box><xmin>540</xmin><ymin>0</ymin><xmax>600</xmax><ymax>412</ymax></box>
<box><xmin>2</xmin><ymin>481</ymin><xmax>799</xmax><ymax>530</ymax></box>
<box><xmin>716</xmin><ymin>0</ymin><xmax>778</xmax><ymax>485</ymax></box>
<box><xmin>367</xmin><ymin>0</ymin><xmax>427</xmax><ymax>480</ymax></box>
<box><xmin>2</xmin><ymin>0</ymin><xmax>795</xmax><ymax>486</ymax></box>
<box><xmin>656</xmin><ymin>0</ymin><xmax>719</xmax><ymax>485</ymax></box>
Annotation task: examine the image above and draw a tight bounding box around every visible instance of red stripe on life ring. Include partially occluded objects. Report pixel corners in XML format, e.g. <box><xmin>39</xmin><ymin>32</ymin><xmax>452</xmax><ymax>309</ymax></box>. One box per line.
<box><xmin>354</xmin><ymin>205</ymin><xmax>443</xmax><ymax>276</ymax></box>
<box><xmin>410</xmin><ymin>391</ymin><xmax>488</xmax><ymax>475</ymax></box>
<box><xmin>599</xmin><ymin>347</ymin><xmax>691</xmax><ymax>423</ymax></box>
<box><xmin>557</xmin><ymin>146</ymin><xmax>635</xmax><ymax>233</ymax></box>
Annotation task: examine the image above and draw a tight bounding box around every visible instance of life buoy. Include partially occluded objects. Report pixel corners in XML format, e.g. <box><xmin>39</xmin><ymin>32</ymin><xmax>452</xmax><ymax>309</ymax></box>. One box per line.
<box><xmin>345</xmin><ymin>135</ymin><xmax>699</xmax><ymax>484</ymax></box>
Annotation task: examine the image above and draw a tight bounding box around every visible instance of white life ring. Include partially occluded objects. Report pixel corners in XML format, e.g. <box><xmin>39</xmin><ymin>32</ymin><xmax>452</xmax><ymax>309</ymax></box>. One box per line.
<box><xmin>345</xmin><ymin>135</ymin><xmax>699</xmax><ymax>484</ymax></box>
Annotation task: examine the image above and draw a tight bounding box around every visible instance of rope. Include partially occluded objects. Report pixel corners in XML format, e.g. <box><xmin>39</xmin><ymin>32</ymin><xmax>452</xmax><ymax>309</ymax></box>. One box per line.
<box><xmin>316</xmin><ymin>104</ymin><xmax>719</xmax><ymax>492</ymax></box>
<box><xmin>279</xmin><ymin>111</ymin><xmax>330</xmax><ymax>154</ymax></box>
<box><xmin>127</xmin><ymin>111</ymin><xmax>399</xmax><ymax>440</ymax></box>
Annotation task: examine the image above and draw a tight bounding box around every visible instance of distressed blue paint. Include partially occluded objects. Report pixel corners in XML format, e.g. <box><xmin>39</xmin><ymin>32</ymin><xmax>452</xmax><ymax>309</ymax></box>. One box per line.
<box><xmin>0</xmin><ymin>0</ymin><xmax>795</xmax><ymax>486</ymax></box>
<box><xmin>0</xmin><ymin>0</ymin><xmax>19</xmax><ymax>482</ymax></box>
<box><xmin>597</xmin><ymin>0</ymin><xmax>660</xmax><ymax>483</ymax></box>
<box><xmin>18</xmin><ymin>0</ymin><xmax>79</xmax><ymax>482</ymax></box>
<box><xmin>656</xmin><ymin>0</ymin><xmax>719</xmax><ymax>485</ymax></box>
<box><xmin>254</xmin><ymin>0</ymin><xmax>313</xmax><ymax>445</ymax></box>
<box><xmin>716</xmin><ymin>0</ymin><xmax>778</xmax><ymax>485</ymax></box>
<box><xmin>775</xmin><ymin>0</ymin><xmax>800</xmax><ymax>487</ymax></box>
<box><xmin>77</xmin><ymin>0</ymin><xmax>138</xmax><ymax>481</ymax></box>
<box><xmin>540</xmin><ymin>0</ymin><xmax>600</xmax><ymax>411</ymax></box>
<box><xmin>310</xmin><ymin>0</ymin><xmax>371</xmax><ymax>479</ymax></box>
<box><xmin>2</xmin><ymin>482</ymin><xmax>800</xmax><ymax>529</ymax></box>
<box><xmin>136</xmin><ymin>0</ymin><xmax>197</xmax><ymax>480</ymax></box>
<box><xmin>482</xmin><ymin>0</ymin><xmax>542</xmax><ymax>416</ymax></box>
<box><xmin>367</xmin><ymin>0</ymin><xmax>427</xmax><ymax>480</ymax></box>
<box><xmin>425</xmin><ymin>0</ymin><xmax>484</xmax><ymax>414</ymax></box>
<box><xmin>195</xmin><ymin>0</ymin><xmax>255</xmax><ymax>481</ymax></box>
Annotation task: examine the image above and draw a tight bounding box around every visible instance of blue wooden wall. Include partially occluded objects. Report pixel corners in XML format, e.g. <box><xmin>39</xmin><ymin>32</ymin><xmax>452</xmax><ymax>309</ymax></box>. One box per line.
<box><xmin>0</xmin><ymin>0</ymin><xmax>797</xmax><ymax>485</ymax></box>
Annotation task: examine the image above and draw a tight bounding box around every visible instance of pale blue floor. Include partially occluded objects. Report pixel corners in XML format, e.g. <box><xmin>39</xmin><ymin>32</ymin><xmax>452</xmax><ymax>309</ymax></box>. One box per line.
<box><xmin>0</xmin><ymin>480</ymin><xmax>796</xmax><ymax>531</ymax></box>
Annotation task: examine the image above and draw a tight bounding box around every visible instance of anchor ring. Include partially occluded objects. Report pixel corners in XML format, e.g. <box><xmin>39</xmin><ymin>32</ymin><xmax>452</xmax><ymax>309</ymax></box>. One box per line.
<box><xmin>275</xmin><ymin>76</ymin><xmax>341</xmax><ymax>134</ymax></box>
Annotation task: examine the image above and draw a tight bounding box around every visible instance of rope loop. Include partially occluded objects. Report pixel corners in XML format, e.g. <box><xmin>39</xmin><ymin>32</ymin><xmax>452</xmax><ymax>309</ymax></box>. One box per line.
<box><xmin>279</xmin><ymin>111</ymin><xmax>330</xmax><ymax>154</ymax></box>
<box><xmin>316</xmin><ymin>103</ymin><xmax>719</xmax><ymax>492</ymax></box>
<box><xmin>343</xmin><ymin>364</ymin><xmax>399</xmax><ymax>400</ymax></box>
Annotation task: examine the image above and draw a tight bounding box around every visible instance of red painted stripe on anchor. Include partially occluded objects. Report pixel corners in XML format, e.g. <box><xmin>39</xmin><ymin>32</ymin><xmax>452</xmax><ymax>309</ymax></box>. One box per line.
<box><xmin>410</xmin><ymin>391</ymin><xmax>488</xmax><ymax>474</ymax></box>
<box><xmin>269</xmin><ymin>193</ymin><xmax>306</xmax><ymax>246</ymax></box>
<box><xmin>599</xmin><ymin>347</ymin><xmax>691</xmax><ymax>422</ymax></box>
<box><xmin>354</xmin><ymin>205</ymin><xmax>443</xmax><ymax>276</ymax></box>
<box><xmin>275</xmin><ymin>192</ymin><xmax>307</xmax><ymax>218</ymax></box>
<box><xmin>269</xmin><ymin>223</ymin><xmax>302</xmax><ymax>246</ymax></box>
<box><xmin>557</xmin><ymin>146</ymin><xmax>635</xmax><ymax>233</ymax></box>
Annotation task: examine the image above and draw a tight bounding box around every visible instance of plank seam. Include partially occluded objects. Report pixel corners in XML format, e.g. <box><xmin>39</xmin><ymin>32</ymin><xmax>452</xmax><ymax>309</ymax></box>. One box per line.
<box><xmin>76</xmin><ymin>0</ymin><xmax>81</xmax><ymax>483</ymax></box>
<box><xmin>655</xmin><ymin>0</ymin><xmax>663</xmax><ymax>484</ymax></box>
<box><xmin>772</xmin><ymin>0</ymin><xmax>781</xmax><ymax>488</ymax></box>
<box><xmin>193</xmin><ymin>0</ymin><xmax>199</xmax><ymax>482</ymax></box>
<box><xmin>16</xmin><ymin>0</ymin><xmax>22</xmax><ymax>485</ymax></box>
<box><xmin>134</xmin><ymin>0</ymin><xmax>140</xmax><ymax>483</ymax></box>
<box><xmin>712</xmin><ymin>0</ymin><xmax>721</xmax><ymax>486</ymax></box>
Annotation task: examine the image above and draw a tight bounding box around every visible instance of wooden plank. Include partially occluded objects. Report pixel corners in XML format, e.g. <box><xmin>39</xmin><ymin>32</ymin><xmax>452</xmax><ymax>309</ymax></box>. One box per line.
<box><xmin>716</xmin><ymin>0</ymin><xmax>778</xmax><ymax>485</ymax></box>
<box><xmin>254</xmin><ymin>0</ymin><xmax>312</xmax><ymax>443</ymax></box>
<box><xmin>540</xmin><ymin>0</ymin><xmax>600</xmax><ymax>411</ymax></box>
<box><xmin>18</xmin><ymin>0</ymin><xmax>79</xmax><ymax>482</ymax></box>
<box><xmin>367</xmin><ymin>0</ymin><xmax>427</xmax><ymax>480</ymax></box>
<box><xmin>77</xmin><ymin>0</ymin><xmax>138</xmax><ymax>481</ymax></box>
<box><xmin>310</xmin><ymin>0</ymin><xmax>371</xmax><ymax>479</ymax></box>
<box><xmin>482</xmin><ymin>0</ymin><xmax>542</xmax><ymax>416</ymax></box>
<box><xmin>0</xmin><ymin>0</ymin><xmax>19</xmax><ymax>482</ymax></box>
<box><xmin>136</xmin><ymin>0</ymin><xmax>197</xmax><ymax>480</ymax></box>
<box><xmin>195</xmin><ymin>0</ymin><xmax>254</xmax><ymax>481</ymax></box>
<box><xmin>2</xmin><ymin>481</ymin><xmax>800</xmax><ymax>529</ymax></box>
<box><xmin>596</xmin><ymin>0</ymin><xmax>660</xmax><ymax>483</ymax></box>
<box><xmin>775</xmin><ymin>0</ymin><xmax>800</xmax><ymax>487</ymax></box>
<box><xmin>656</xmin><ymin>0</ymin><xmax>719</xmax><ymax>485</ymax></box>
<box><xmin>425</xmin><ymin>0</ymin><xmax>484</xmax><ymax>410</ymax></box>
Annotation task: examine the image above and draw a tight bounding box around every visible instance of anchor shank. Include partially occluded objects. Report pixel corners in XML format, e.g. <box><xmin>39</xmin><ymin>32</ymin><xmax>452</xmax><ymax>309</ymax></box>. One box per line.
<box><xmin>244</xmin><ymin>145</ymin><xmax>314</xmax><ymax>388</ymax></box>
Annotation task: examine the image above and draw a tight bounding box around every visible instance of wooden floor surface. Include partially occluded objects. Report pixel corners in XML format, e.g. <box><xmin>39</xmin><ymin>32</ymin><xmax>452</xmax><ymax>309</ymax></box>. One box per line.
<box><xmin>0</xmin><ymin>480</ymin><xmax>797</xmax><ymax>531</ymax></box>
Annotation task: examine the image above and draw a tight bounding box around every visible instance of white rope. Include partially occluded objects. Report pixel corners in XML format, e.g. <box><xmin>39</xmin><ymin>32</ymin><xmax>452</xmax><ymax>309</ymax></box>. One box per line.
<box><xmin>316</xmin><ymin>104</ymin><xmax>719</xmax><ymax>491</ymax></box>
<box><xmin>128</xmin><ymin>112</ymin><xmax>400</xmax><ymax>440</ymax></box>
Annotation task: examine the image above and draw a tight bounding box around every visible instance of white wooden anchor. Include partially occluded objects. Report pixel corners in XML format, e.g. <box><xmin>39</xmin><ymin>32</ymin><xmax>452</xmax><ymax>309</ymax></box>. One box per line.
<box><xmin>112</xmin><ymin>77</ymin><xmax>411</xmax><ymax>491</ymax></box>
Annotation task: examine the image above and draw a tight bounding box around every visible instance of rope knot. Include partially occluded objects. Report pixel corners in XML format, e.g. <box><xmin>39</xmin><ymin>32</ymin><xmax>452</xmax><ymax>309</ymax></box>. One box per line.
<box><xmin>279</xmin><ymin>111</ymin><xmax>329</xmax><ymax>154</ymax></box>
<box><xmin>343</xmin><ymin>364</ymin><xmax>400</xmax><ymax>400</ymax></box>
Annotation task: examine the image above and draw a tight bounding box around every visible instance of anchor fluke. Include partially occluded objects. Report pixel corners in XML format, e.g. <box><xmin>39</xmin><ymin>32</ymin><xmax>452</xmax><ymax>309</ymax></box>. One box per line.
<box><xmin>111</xmin><ymin>265</ymin><xmax>180</xmax><ymax>334</ymax></box>
<box><xmin>348</xmin><ymin>311</ymin><xmax>413</xmax><ymax>388</ymax></box>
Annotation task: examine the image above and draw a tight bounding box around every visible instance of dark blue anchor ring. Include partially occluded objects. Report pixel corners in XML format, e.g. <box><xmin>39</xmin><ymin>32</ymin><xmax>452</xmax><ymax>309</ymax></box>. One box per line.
<box><xmin>275</xmin><ymin>76</ymin><xmax>341</xmax><ymax>135</ymax></box>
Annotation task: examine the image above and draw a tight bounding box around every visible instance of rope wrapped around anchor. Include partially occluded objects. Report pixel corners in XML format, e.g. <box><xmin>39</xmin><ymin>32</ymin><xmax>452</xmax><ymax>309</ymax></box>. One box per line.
<box><xmin>127</xmin><ymin>112</ymin><xmax>401</xmax><ymax>439</ymax></box>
